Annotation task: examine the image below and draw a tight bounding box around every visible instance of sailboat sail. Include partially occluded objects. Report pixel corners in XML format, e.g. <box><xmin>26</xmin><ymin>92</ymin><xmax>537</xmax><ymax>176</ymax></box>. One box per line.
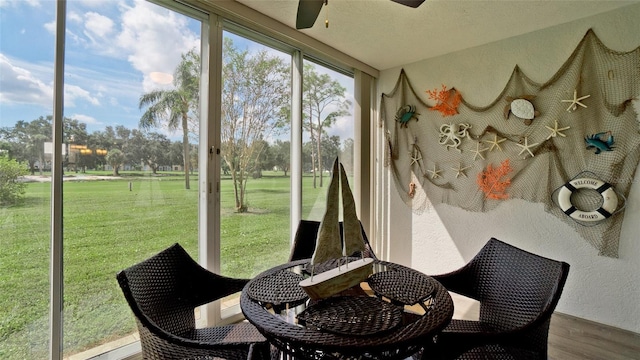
<box><xmin>340</xmin><ymin>162</ymin><xmax>365</xmax><ymax>258</ymax></box>
<box><xmin>310</xmin><ymin>159</ymin><xmax>343</xmax><ymax>265</ymax></box>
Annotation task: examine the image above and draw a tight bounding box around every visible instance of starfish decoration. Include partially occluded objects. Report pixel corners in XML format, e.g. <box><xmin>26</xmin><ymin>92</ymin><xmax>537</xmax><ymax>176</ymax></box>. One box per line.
<box><xmin>426</xmin><ymin>164</ymin><xmax>442</xmax><ymax>179</ymax></box>
<box><xmin>545</xmin><ymin>120</ymin><xmax>571</xmax><ymax>139</ymax></box>
<box><xmin>409</xmin><ymin>147</ymin><xmax>422</xmax><ymax>166</ymax></box>
<box><xmin>483</xmin><ymin>134</ymin><xmax>507</xmax><ymax>152</ymax></box>
<box><xmin>516</xmin><ymin>136</ymin><xmax>540</xmax><ymax>158</ymax></box>
<box><xmin>561</xmin><ymin>89</ymin><xmax>590</xmax><ymax>112</ymax></box>
<box><xmin>451</xmin><ymin>162</ymin><xmax>471</xmax><ymax>178</ymax></box>
<box><xmin>470</xmin><ymin>141</ymin><xmax>489</xmax><ymax>161</ymax></box>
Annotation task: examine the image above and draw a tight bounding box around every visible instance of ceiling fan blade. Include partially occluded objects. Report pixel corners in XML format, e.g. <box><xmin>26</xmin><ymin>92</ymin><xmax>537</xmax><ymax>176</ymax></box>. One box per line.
<box><xmin>391</xmin><ymin>0</ymin><xmax>426</xmax><ymax>8</ymax></box>
<box><xmin>296</xmin><ymin>0</ymin><xmax>325</xmax><ymax>29</ymax></box>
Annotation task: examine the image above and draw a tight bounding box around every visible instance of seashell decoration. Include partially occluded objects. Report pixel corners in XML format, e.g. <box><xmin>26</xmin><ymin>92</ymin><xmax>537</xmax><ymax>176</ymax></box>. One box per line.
<box><xmin>504</xmin><ymin>95</ymin><xmax>540</xmax><ymax>125</ymax></box>
<box><xmin>510</xmin><ymin>99</ymin><xmax>535</xmax><ymax>120</ymax></box>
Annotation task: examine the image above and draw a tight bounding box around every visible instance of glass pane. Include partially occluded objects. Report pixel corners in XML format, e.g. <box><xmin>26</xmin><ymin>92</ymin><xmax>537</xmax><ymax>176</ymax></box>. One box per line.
<box><xmin>220</xmin><ymin>31</ymin><xmax>292</xmax><ymax>282</ymax></box>
<box><xmin>302</xmin><ymin>61</ymin><xmax>355</xmax><ymax>220</ymax></box>
<box><xmin>0</xmin><ymin>1</ymin><xmax>54</xmax><ymax>358</ymax></box>
<box><xmin>60</xmin><ymin>1</ymin><xmax>202</xmax><ymax>357</ymax></box>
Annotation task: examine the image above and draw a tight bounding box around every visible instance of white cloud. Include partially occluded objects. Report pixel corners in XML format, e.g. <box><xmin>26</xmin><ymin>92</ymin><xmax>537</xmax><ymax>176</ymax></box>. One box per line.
<box><xmin>69</xmin><ymin>113</ymin><xmax>101</xmax><ymax>125</ymax></box>
<box><xmin>60</xmin><ymin>0</ymin><xmax>200</xmax><ymax>93</ymax></box>
<box><xmin>44</xmin><ymin>20</ymin><xmax>56</xmax><ymax>34</ymax></box>
<box><xmin>76</xmin><ymin>0</ymin><xmax>113</xmax><ymax>9</ymax></box>
<box><xmin>3</xmin><ymin>0</ymin><xmax>201</xmax><ymax>128</ymax></box>
<box><xmin>116</xmin><ymin>0</ymin><xmax>199</xmax><ymax>91</ymax></box>
<box><xmin>65</xmin><ymin>84</ymin><xmax>101</xmax><ymax>107</ymax></box>
<box><xmin>66</xmin><ymin>63</ymin><xmax>142</xmax><ymax>102</ymax></box>
<box><xmin>84</xmin><ymin>11</ymin><xmax>114</xmax><ymax>39</ymax></box>
<box><xmin>0</xmin><ymin>54</ymin><xmax>52</xmax><ymax>107</ymax></box>
<box><xmin>328</xmin><ymin>115</ymin><xmax>354</xmax><ymax>140</ymax></box>
<box><xmin>0</xmin><ymin>0</ymin><xmax>40</xmax><ymax>8</ymax></box>
<box><xmin>0</xmin><ymin>54</ymin><xmax>111</xmax><ymax>112</ymax></box>
<box><xmin>68</xmin><ymin>11</ymin><xmax>83</xmax><ymax>24</ymax></box>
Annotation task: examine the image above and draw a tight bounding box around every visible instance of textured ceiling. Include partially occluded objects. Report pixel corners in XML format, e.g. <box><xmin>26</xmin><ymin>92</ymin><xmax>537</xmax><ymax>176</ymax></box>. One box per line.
<box><xmin>234</xmin><ymin>0</ymin><xmax>636</xmax><ymax>71</ymax></box>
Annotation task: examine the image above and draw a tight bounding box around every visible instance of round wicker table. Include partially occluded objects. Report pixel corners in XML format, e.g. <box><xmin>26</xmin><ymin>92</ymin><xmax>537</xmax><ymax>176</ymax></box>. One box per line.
<box><xmin>241</xmin><ymin>258</ymin><xmax>453</xmax><ymax>360</ymax></box>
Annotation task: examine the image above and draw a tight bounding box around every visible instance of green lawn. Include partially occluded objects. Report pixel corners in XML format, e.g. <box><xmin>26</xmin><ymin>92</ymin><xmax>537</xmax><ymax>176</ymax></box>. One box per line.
<box><xmin>0</xmin><ymin>171</ymin><xmax>327</xmax><ymax>359</ymax></box>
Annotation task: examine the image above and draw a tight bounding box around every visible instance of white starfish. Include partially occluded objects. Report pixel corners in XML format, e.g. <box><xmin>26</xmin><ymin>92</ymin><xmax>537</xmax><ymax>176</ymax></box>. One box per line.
<box><xmin>561</xmin><ymin>89</ymin><xmax>590</xmax><ymax>112</ymax></box>
<box><xmin>409</xmin><ymin>148</ymin><xmax>422</xmax><ymax>166</ymax></box>
<box><xmin>483</xmin><ymin>134</ymin><xmax>507</xmax><ymax>152</ymax></box>
<box><xmin>545</xmin><ymin>120</ymin><xmax>571</xmax><ymax>139</ymax></box>
<box><xmin>451</xmin><ymin>163</ymin><xmax>471</xmax><ymax>178</ymax></box>
<box><xmin>470</xmin><ymin>141</ymin><xmax>489</xmax><ymax>161</ymax></box>
<box><xmin>427</xmin><ymin>164</ymin><xmax>442</xmax><ymax>179</ymax></box>
<box><xmin>516</xmin><ymin>136</ymin><xmax>540</xmax><ymax>158</ymax></box>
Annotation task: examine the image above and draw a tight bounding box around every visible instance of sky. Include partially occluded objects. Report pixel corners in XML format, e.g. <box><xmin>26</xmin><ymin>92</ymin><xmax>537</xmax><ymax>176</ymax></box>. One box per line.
<box><xmin>0</xmin><ymin>0</ymin><xmax>355</xmax><ymax>142</ymax></box>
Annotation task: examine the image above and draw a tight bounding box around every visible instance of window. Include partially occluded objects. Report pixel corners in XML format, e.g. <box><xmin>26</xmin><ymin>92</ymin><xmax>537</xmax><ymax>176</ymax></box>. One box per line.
<box><xmin>0</xmin><ymin>0</ymin><xmax>370</xmax><ymax>359</ymax></box>
<box><xmin>301</xmin><ymin>60</ymin><xmax>356</xmax><ymax>221</ymax></box>
<box><xmin>0</xmin><ymin>1</ymin><xmax>54</xmax><ymax>358</ymax></box>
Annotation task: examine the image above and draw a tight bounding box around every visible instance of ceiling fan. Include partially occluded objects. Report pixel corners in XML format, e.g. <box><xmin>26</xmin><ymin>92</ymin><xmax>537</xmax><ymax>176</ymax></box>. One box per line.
<box><xmin>296</xmin><ymin>0</ymin><xmax>426</xmax><ymax>29</ymax></box>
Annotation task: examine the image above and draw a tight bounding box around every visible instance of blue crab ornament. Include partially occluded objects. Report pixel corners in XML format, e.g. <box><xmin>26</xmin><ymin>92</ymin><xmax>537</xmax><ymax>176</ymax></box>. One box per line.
<box><xmin>395</xmin><ymin>105</ymin><xmax>419</xmax><ymax>128</ymax></box>
<box><xmin>585</xmin><ymin>131</ymin><xmax>614</xmax><ymax>154</ymax></box>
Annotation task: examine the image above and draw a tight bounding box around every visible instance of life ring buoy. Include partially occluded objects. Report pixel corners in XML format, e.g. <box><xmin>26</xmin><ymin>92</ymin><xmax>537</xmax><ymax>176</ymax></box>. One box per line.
<box><xmin>557</xmin><ymin>178</ymin><xmax>618</xmax><ymax>222</ymax></box>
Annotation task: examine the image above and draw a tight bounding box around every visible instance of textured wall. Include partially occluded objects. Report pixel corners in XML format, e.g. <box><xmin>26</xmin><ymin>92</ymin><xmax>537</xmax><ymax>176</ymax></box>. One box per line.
<box><xmin>378</xmin><ymin>4</ymin><xmax>640</xmax><ymax>333</ymax></box>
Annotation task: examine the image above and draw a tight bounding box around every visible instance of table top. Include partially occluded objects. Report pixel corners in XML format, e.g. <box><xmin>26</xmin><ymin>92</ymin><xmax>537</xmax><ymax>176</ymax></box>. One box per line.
<box><xmin>240</xmin><ymin>258</ymin><xmax>454</xmax><ymax>360</ymax></box>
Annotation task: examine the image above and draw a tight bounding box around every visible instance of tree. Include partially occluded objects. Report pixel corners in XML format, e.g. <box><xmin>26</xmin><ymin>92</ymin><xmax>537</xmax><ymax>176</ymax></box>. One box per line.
<box><xmin>302</xmin><ymin>141</ymin><xmax>313</xmax><ymax>173</ymax></box>
<box><xmin>221</xmin><ymin>38</ymin><xmax>289</xmax><ymax>212</ymax></box>
<box><xmin>139</xmin><ymin>48</ymin><xmax>200</xmax><ymax>190</ymax></box>
<box><xmin>302</xmin><ymin>64</ymin><xmax>351</xmax><ymax>188</ymax></box>
<box><xmin>0</xmin><ymin>154</ymin><xmax>28</xmax><ymax>206</ymax></box>
<box><xmin>251</xmin><ymin>139</ymin><xmax>271</xmax><ymax>178</ymax></box>
<box><xmin>320</xmin><ymin>135</ymin><xmax>341</xmax><ymax>171</ymax></box>
<box><xmin>341</xmin><ymin>138</ymin><xmax>355</xmax><ymax>174</ymax></box>
<box><xmin>168</xmin><ymin>141</ymin><xmax>184</xmax><ymax>171</ymax></box>
<box><xmin>0</xmin><ymin>116</ymin><xmax>52</xmax><ymax>175</ymax></box>
<box><xmin>189</xmin><ymin>144</ymin><xmax>198</xmax><ymax>174</ymax></box>
<box><xmin>128</xmin><ymin>130</ymin><xmax>171</xmax><ymax>174</ymax></box>
<box><xmin>271</xmin><ymin>140</ymin><xmax>291</xmax><ymax>176</ymax></box>
<box><xmin>86</xmin><ymin>130</ymin><xmax>113</xmax><ymax>171</ymax></box>
<box><xmin>90</xmin><ymin>126</ymin><xmax>125</xmax><ymax>171</ymax></box>
<box><xmin>64</xmin><ymin>118</ymin><xmax>90</xmax><ymax>173</ymax></box>
<box><xmin>106</xmin><ymin>149</ymin><xmax>125</xmax><ymax>176</ymax></box>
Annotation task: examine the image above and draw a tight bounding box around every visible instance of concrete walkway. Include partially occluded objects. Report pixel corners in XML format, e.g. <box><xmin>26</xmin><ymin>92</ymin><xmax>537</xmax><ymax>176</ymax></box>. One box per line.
<box><xmin>21</xmin><ymin>175</ymin><xmax>121</xmax><ymax>182</ymax></box>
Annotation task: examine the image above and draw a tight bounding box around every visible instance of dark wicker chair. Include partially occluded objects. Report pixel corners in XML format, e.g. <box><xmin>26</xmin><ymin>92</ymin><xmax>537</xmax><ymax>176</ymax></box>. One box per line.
<box><xmin>117</xmin><ymin>243</ymin><xmax>271</xmax><ymax>360</ymax></box>
<box><xmin>289</xmin><ymin>219</ymin><xmax>377</xmax><ymax>261</ymax></box>
<box><xmin>424</xmin><ymin>238</ymin><xmax>570</xmax><ymax>360</ymax></box>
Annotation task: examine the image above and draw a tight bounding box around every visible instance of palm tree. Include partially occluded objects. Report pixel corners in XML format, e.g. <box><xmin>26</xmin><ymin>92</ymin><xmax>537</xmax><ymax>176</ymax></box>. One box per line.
<box><xmin>139</xmin><ymin>49</ymin><xmax>200</xmax><ymax>190</ymax></box>
<box><xmin>302</xmin><ymin>64</ymin><xmax>350</xmax><ymax>188</ymax></box>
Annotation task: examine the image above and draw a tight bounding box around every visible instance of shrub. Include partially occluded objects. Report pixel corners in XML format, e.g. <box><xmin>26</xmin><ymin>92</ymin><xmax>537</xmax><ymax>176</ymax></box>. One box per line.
<box><xmin>0</xmin><ymin>155</ymin><xmax>29</xmax><ymax>205</ymax></box>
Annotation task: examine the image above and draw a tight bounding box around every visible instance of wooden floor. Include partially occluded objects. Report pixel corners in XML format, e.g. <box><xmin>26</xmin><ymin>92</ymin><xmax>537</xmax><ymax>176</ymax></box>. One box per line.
<box><xmin>449</xmin><ymin>293</ymin><xmax>640</xmax><ymax>360</ymax></box>
<box><xmin>548</xmin><ymin>313</ymin><xmax>640</xmax><ymax>360</ymax></box>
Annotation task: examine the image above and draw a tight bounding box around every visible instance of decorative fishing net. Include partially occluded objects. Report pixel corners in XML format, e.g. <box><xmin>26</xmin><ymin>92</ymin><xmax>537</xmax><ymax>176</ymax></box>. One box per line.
<box><xmin>380</xmin><ymin>30</ymin><xmax>640</xmax><ymax>257</ymax></box>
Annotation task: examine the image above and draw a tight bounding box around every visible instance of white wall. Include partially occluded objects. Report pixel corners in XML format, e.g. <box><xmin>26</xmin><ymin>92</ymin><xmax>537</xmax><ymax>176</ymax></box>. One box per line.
<box><xmin>378</xmin><ymin>4</ymin><xmax>640</xmax><ymax>333</ymax></box>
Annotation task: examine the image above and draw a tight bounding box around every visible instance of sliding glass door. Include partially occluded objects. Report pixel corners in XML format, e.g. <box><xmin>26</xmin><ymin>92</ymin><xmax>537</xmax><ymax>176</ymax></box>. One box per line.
<box><xmin>0</xmin><ymin>0</ymin><xmax>365</xmax><ymax>358</ymax></box>
<box><xmin>217</xmin><ymin>31</ymin><xmax>292</xmax><ymax>314</ymax></box>
<box><xmin>58</xmin><ymin>1</ymin><xmax>205</xmax><ymax>357</ymax></box>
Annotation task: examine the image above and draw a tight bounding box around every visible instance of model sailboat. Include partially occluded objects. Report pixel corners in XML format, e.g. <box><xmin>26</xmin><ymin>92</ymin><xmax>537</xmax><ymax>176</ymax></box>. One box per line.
<box><xmin>299</xmin><ymin>158</ymin><xmax>374</xmax><ymax>300</ymax></box>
